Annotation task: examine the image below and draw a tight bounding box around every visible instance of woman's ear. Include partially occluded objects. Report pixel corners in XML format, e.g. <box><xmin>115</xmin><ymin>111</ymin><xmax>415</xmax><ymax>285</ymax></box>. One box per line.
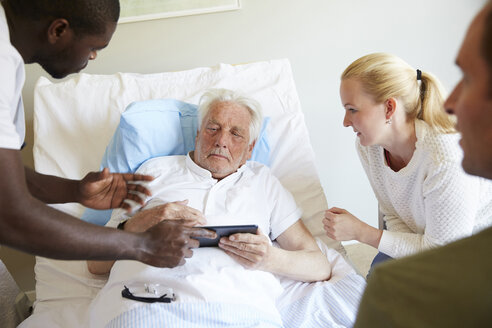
<box><xmin>384</xmin><ymin>98</ymin><xmax>397</xmax><ymax>120</ymax></box>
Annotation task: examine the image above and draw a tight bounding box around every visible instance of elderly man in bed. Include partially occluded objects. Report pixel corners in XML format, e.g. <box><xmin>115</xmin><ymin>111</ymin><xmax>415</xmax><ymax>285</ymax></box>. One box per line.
<box><xmin>87</xmin><ymin>88</ymin><xmax>331</xmax><ymax>327</ymax></box>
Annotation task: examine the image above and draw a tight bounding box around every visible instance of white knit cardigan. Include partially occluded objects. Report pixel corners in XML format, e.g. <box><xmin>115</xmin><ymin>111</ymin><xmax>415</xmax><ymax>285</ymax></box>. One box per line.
<box><xmin>356</xmin><ymin>119</ymin><xmax>492</xmax><ymax>258</ymax></box>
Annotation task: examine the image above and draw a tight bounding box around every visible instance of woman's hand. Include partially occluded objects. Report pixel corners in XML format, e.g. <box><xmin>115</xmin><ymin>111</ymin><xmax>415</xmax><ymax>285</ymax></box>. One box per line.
<box><xmin>124</xmin><ymin>200</ymin><xmax>206</xmax><ymax>233</ymax></box>
<box><xmin>218</xmin><ymin>228</ymin><xmax>272</xmax><ymax>271</ymax></box>
<box><xmin>323</xmin><ymin>207</ymin><xmax>367</xmax><ymax>241</ymax></box>
<box><xmin>78</xmin><ymin>168</ymin><xmax>154</xmax><ymax>211</ymax></box>
<box><xmin>323</xmin><ymin>207</ymin><xmax>382</xmax><ymax>247</ymax></box>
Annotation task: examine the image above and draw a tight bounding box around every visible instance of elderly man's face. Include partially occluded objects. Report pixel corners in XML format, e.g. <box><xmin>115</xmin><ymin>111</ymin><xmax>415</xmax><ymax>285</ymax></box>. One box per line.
<box><xmin>445</xmin><ymin>5</ymin><xmax>492</xmax><ymax>179</ymax></box>
<box><xmin>193</xmin><ymin>101</ymin><xmax>255</xmax><ymax>179</ymax></box>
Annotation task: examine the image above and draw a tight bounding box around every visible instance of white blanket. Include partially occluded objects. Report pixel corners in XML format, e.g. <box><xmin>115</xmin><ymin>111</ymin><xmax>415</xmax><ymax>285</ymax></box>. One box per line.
<box><xmin>89</xmin><ymin>247</ymin><xmax>284</xmax><ymax>327</ymax></box>
<box><xmin>20</xmin><ymin>241</ymin><xmax>365</xmax><ymax>328</ymax></box>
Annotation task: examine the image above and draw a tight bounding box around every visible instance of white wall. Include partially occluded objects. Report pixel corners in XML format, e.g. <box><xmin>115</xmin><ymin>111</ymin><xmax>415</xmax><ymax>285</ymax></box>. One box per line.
<box><xmin>21</xmin><ymin>0</ymin><xmax>486</xmax><ymax>229</ymax></box>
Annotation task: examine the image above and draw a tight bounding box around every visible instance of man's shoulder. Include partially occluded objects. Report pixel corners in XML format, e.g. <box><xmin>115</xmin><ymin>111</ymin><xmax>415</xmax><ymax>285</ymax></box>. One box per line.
<box><xmin>0</xmin><ymin>20</ymin><xmax>23</xmax><ymax>65</ymax></box>
<box><xmin>244</xmin><ymin>161</ymin><xmax>274</xmax><ymax>178</ymax></box>
<box><xmin>372</xmin><ymin>226</ymin><xmax>492</xmax><ymax>282</ymax></box>
<box><xmin>358</xmin><ymin>227</ymin><xmax>492</xmax><ymax>327</ymax></box>
<box><xmin>242</xmin><ymin>161</ymin><xmax>288</xmax><ymax>192</ymax></box>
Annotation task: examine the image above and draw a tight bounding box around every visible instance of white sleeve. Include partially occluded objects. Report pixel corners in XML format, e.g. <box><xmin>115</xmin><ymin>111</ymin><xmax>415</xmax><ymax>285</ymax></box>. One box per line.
<box><xmin>383</xmin><ymin>215</ymin><xmax>414</xmax><ymax>233</ymax></box>
<box><xmin>0</xmin><ymin>46</ymin><xmax>22</xmax><ymax>149</ymax></box>
<box><xmin>379</xmin><ymin>161</ymin><xmax>480</xmax><ymax>258</ymax></box>
<box><xmin>264</xmin><ymin>172</ymin><xmax>303</xmax><ymax>240</ymax></box>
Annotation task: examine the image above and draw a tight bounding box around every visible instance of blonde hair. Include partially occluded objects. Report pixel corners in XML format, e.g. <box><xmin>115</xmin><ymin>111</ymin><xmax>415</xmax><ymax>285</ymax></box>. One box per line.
<box><xmin>341</xmin><ymin>53</ymin><xmax>456</xmax><ymax>133</ymax></box>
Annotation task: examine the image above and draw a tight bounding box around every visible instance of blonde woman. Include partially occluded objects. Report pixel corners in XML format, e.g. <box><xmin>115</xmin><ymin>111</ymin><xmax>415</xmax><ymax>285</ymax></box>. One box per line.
<box><xmin>323</xmin><ymin>53</ymin><xmax>492</xmax><ymax>271</ymax></box>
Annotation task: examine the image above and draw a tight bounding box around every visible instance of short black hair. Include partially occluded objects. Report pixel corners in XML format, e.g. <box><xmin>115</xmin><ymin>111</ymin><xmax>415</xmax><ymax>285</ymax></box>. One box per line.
<box><xmin>5</xmin><ymin>0</ymin><xmax>120</xmax><ymax>36</ymax></box>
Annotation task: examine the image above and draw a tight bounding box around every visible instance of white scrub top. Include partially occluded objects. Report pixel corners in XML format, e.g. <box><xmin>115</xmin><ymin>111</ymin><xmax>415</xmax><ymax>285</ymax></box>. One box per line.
<box><xmin>0</xmin><ymin>4</ymin><xmax>25</xmax><ymax>150</ymax></box>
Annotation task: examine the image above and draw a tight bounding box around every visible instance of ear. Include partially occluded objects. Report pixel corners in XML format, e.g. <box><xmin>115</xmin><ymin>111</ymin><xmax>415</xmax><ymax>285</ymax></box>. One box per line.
<box><xmin>247</xmin><ymin>140</ymin><xmax>256</xmax><ymax>159</ymax></box>
<box><xmin>195</xmin><ymin>129</ymin><xmax>200</xmax><ymax>145</ymax></box>
<box><xmin>46</xmin><ymin>18</ymin><xmax>73</xmax><ymax>45</ymax></box>
<box><xmin>384</xmin><ymin>98</ymin><xmax>397</xmax><ymax>120</ymax></box>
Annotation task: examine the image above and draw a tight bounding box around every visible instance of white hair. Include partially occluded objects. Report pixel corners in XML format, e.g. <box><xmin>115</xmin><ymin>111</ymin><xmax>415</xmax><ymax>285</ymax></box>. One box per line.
<box><xmin>198</xmin><ymin>89</ymin><xmax>263</xmax><ymax>145</ymax></box>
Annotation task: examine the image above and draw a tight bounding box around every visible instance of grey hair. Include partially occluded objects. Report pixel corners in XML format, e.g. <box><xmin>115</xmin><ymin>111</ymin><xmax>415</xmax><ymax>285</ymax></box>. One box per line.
<box><xmin>198</xmin><ymin>89</ymin><xmax>263</xmax><ymax>145</ymax></box>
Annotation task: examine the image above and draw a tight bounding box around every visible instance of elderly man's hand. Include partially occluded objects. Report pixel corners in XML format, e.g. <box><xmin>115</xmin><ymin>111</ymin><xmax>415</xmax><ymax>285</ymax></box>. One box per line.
<box><xmin>218</xmin><ymin>228</ymin><xmax>272</xmax><ymax>271</ymax></box>
<box><xmin>139</xmin><ymin>221</ymin><xmax>217</xmax><ymax>267</ymax></box>
<box><xmin>78</xmin><ymin>168</ymin><xmax>154</xmax><ymax>211</ymax></box>
<box><xmin>124</xmin><ymin>200</ymin><xmax>206</xmax><ymax>233</ymax></box>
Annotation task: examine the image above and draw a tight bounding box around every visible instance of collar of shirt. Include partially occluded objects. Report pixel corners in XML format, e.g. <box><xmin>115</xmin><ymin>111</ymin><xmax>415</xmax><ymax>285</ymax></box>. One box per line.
<box><xmin>185</xmin><ymin>152</ymin><xmax>252</xmax><ymax>186</ymax></box>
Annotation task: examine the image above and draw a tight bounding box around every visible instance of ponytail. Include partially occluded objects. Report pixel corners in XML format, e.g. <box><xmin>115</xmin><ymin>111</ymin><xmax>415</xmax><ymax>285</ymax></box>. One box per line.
<box><xmin>341</xmin><ymin>53</ymin><xmax>456</xmax><ymax>133</ymax></box>
<box><xmin>417</xmin><ymin>71</ymin><xmax>456</xmax><ymax>133</ymax></box>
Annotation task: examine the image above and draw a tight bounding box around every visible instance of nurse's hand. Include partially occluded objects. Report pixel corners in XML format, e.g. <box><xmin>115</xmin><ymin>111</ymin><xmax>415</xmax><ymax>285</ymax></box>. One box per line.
<box><xmin>218</xmin><ymin>228</ymin><xmax>272</xmax><ymax>270</ymax></box>
<box><xmin>78</xmin><ymin>168</ymin><xmax>154</xmax><ymax>211</ymax></box>
<box><xmin>140</xmin><ymin>221</ymin><xmax>217</xmax><ymax>267</ymax></box>
<box><xmin>124</xmin><ymin>200</ymin><xmax>206</xmax><ymax>233</ymax></box>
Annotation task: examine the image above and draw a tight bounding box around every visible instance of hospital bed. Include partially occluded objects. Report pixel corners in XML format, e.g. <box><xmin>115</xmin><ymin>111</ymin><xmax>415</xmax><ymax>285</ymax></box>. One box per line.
<box><xmin>10</xmin><ymin>59</ymin><xmax>366</xmax><ymax>327</ymax></box>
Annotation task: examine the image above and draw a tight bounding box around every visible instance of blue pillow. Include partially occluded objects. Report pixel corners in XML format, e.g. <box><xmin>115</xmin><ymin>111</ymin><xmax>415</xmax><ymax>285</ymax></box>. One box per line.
<box><xmin>81</xmin><ymin>98</ymin><xmax>270</xmax><ymax>225</ymax></box>
<box><xmin>250</xmin><ymin>116</ymin><xmax>270</xmax><ymax>165</ymax></box>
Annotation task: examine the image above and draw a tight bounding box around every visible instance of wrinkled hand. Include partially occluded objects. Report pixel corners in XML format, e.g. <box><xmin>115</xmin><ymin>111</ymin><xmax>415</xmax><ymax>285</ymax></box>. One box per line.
<box><xmin>139</xmin><ymin>220</ymin><xmax>217</xmax><ymax>268</ymax></box>
<box><xmin>125</xmin><ymin>200</ymin><xmax>206</xmax><ymax>233</ymax></box>
<box><xmin>78</xmin><ymin>168</ymin><xmax>154</xmax><ymax>211</ymax></box>
<box><xmin>323</xmin><ymin>207</ymin><xmax>364</xmax><ymax>241</ymax></box>
<box><xmin>218</xmin><ymin>228</ymin><xmax>271</xmax><ymax>270</ymax></box>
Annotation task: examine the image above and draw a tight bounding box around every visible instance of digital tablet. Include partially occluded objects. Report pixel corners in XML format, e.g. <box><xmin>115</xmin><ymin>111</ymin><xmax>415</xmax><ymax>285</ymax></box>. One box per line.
<box><xmin>195</xmin><ymin>224</ymin><xmax>258</xmax><ymax>247</ymax></box>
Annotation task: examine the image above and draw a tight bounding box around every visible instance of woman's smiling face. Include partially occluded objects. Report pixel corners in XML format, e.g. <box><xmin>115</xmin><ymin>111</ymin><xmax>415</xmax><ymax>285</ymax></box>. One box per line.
<box><xmin>340</xmin><ymin>78</ymin><xmax>388</xmax><ymax>146</ymax></box>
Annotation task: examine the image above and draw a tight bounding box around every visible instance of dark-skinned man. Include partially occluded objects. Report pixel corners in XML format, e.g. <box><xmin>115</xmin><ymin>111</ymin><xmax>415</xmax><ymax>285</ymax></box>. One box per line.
<box><xmin>0</xmin><ymin>0</ymin><xmax>215</xmax><ymax>270</ymax></box>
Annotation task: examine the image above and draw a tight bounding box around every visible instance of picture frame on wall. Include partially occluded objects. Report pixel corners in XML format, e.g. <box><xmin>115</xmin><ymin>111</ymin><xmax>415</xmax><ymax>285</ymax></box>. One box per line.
<box><xmin>119</xmin><ymin>0</ymin><xmax>241</xmax><ymax>23</ymax></box>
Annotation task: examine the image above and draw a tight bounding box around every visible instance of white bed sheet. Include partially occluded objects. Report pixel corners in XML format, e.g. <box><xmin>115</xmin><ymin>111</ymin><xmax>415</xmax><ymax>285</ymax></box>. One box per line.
<box><xmin>24</xmin><ymin>59</ymin><xmax>366</xmax><ymax>327</ymax></box>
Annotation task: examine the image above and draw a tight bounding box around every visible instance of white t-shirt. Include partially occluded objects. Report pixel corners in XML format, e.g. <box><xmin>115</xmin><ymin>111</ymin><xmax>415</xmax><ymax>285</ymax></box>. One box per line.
<box><xmin>357</xmin><ymin>119</ymin><xmax>492</xmax><ymax>258</ymax></box>
<box><xmin>0</xmin><ymin>5</ymin><xmax>25</xmax><ymax>150</ymax></box>
<box><xmin>89</xmin><ymin>154</ymin><xmax>302</xmax><ymax>326</ymax></box>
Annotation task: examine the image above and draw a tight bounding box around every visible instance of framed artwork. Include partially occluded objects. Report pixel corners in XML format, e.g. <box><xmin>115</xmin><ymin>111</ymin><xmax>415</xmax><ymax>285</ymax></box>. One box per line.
<box><xmin>119</xmin><ymin>0</ymin><xmax>241</xmax><ymax>23</ymax></box>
